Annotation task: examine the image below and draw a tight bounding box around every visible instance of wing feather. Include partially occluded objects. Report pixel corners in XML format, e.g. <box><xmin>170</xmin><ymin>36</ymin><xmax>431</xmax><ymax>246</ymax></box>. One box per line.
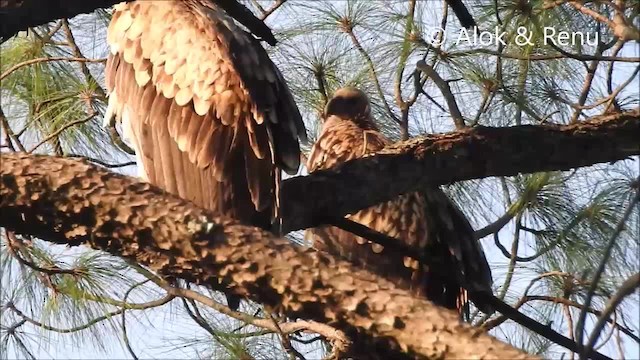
<box><xmin>105</xmin><ymin>1</ymin><xmax>305</xmax><ymax>227</ymax></box>
<box><xmin>155</xmin><ymin>116</ymin><xmax>178</xmax><ymax>194</ymax></box>
<box><xmin>196</xmin><ymin>119</ymin><xmax>217</xmax><ymax>166</ymax></box>
<box><xmin>210</xmin><ymin>126</ymin><xmax>233</xmax><ymax>181</ymax></box>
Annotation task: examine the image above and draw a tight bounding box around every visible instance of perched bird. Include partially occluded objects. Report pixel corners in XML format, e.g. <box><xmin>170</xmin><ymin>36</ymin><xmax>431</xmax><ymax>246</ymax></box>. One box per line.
<box><xmin>305</xmin><ymin>87</ymin><xmax>493</xmax><ymax>315</ymax></box>
<box><xmin>445</xmin><ymin>0</ymin><xmax>477</xmax><ymax>29</ymax></box>
<box><xmin>104</xmin><ymin>0</ymin><xmax>306</xmax><ymax>308</ymax></box>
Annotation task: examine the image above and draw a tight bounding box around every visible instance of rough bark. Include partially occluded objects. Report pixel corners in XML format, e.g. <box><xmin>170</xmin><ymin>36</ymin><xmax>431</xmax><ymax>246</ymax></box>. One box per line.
<box><xmin>0</xmin><ymin>153</ymin><xmax>534</xmax><ymax>359</ymax></box>
<box><xmin>281</xmin><ymin>109</ymin><xmax>640</xmax><ymax>232</ymax></box>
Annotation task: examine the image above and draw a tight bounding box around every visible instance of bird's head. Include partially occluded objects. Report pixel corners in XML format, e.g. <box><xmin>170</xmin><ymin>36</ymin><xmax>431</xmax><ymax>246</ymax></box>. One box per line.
<box><xmin>323</xmin><ymin>87</ymin><xmax>374</xmax><ymax>129</ymax></box>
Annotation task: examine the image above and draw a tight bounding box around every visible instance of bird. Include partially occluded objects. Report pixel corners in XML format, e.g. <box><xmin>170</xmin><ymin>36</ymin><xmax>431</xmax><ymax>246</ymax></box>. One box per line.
<box><xmin>445</xmin><ymin>0</ymin><xmax>477</xmax><ymax>29</ymax></box>
<box><xmin>305</xmin><ymin>87</ymin><xmax>493</xmax><ymax>316</ymax></box>
<box><xmin>104</xmin><ymin>0</ymin><xmax>307</xmax><ymax>308</ymax></box>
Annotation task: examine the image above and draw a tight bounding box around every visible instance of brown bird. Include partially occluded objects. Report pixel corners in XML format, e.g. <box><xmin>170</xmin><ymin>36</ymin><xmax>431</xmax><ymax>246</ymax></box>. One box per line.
<box><xmin>305</xmin><ymin>87</ymin><xmax>492</xmax><ymax>315</ymax></box>
<box><xmin>104</xmin><ymin>0</ymin><xmax>306</xmax><ymax>308</ymax></box>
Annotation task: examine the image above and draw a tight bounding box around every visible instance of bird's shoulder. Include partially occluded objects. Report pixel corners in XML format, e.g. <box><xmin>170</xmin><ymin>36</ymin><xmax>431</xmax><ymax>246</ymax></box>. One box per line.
<box><xmin>307</xmin><ymin>116</ymin><xmax>390</xmax><ymax>172</ymax></box>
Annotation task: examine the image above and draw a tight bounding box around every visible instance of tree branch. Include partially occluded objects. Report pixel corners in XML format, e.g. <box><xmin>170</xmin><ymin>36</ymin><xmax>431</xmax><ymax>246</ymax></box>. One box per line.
<box><xmin>415</xmin><ymin>60</ymin><xmax>466</xmax><ymax>129</ymax></box>
<box><xmin>0</xmin><ymin>57</ymin><xmax>106</xmax><ymax>81</ymax></box>
<box><xmin>576</xmin><ymin>190</ymin><xmax>640</xmax><ymax>356</ymax></box>
<box><xmin>1</xmin><ymin>0</ymin><xmax>278</xmax><ymax>46</ymax></box>
<box><xmin>0</xmin><ymin>153</ymin><xmax>535</xmax><ymax>360</ymax></box>
<box><xmin>129</xmin><ymin>261</ymin><xmax>350</xmax><ymax>354</ymax></box>
<box><xmin>585</xmin><ymin>273</ymin><xmax>640</xmax><ymax>355</ymax></box>
<box><xmin>0</xmin><ymin>0</ymin><xmax>130</xmax><ymax>42</ymax></box>
<box><xmin>280</xmin><ymin>109</ymin><xmax>640</xmax><ymax>232</ymax></box>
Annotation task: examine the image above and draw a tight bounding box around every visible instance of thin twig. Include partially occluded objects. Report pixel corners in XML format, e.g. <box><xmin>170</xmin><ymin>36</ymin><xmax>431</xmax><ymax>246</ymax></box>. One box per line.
<box><xmin>267</xmin><ymin>310</ymin><xmax>306</xmax><ymax>360</ymax></box>
<box><xmin>0</xmin><ymin>57</ymin><xmax>106</xmax><ymax>81</ymax></box>
<box><xmin>481</xmin><ymin>292</ymin><xmax>638</xmax><ymax>341</ymax></box>
<box><xmin>593</xmin><ymin>311</ymin><xmax>617</xmax><ymax>351</ymax></box>
<box><xmin>108</xmin><ymin>115</ymin><xmax>136</xmax><ymax>155</ymax></box>
<box><xmin>5</xmin><ymin>292</ymin><xmax>172</xmax><ymax>334</ymax></box>
<box><xmin>121</xmin><ymin>281</ymin><xmax>150</xmax><ymax>360</ymax></box>
<box><xmin>573</xmin><ymin>65</ymin><xmax>640</xmax><ymax>111</ymax></box>
<box><xmin>447</xmin><ymin>48</ymin><xmax>640</xmax><ymax>63</ymax></box>
<box><xmin>568</xmin><ymin>1</ymin><xmax>640</xmax><ymax>41</ymax></box>
<box><xmin>182</xmin><ymin>297</ymin><xmax>255</xmax><ymax>359</ymax></box>
<box><xmin>416</xmin><ymin>60</ymin><xmax>466</xmax><ymax>129</ymax></box>
<box><xmin>259</xmin><ymin>0</ymin><xmax>287</xmax><ymax>21</ymax></box>
<box><xmin>570</xmin><ymin>35</ymin><xmax>607</xmax><ymax>123</ymax></box>
<box><xmin>65</xmin><ymin>154</ymin><xmax>136</xmax><ymax>169</ymax></box>
<box><xmin>8</xmin><ymin>303</ymin><xmax>121</xmax><ymax>334</ymax></box>
<box><xmin>472</xmin><ymin>292</ymin><xmax>613</xmax><ymax>360</ymax></box>
<box><xmin>6</xmin><ymin>231</ymin><xmax>80</xmax><ymax>275</ymax></box>
<box><xmin>474</xmin><ymin>204</ymin><xmax>519</xmax><ymax>239</ymax></box>
<box><xmin>29</xmin><ymin>111</ymin><xmax>97</xmax><ymax>153</ymax></box>
<box><xmin>585</xmin><ymin>273</ymin><xmax>640</xmax><ymax>354</ymax></box>
<box><xmin>343</xmin><ymin>24</ymin><xmax>400</xmax><ymax>124</ymax></box>
<box><xmin>0</xmin><ymin>106</ymin><xmax>26</xmax><ymax>152</ymax></box>
<box><xmin>394</xmin><ymin>0</ymin><xmax>417</xmax><ymax>140</ymax></box>
<box><xmin>61</xmin><ymin>19</ymin><xmax>107</xmax><ymax>101</ymax></box>
<box><xmin>130</xmin><ymin>263</ymin><xmax>349</xmax><ymax>353</ymax></box>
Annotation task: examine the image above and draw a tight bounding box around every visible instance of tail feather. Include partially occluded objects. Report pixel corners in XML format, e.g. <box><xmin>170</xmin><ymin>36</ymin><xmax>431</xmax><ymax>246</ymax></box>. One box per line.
<box><xmin>421</xmin><ymin>188</ymin><xmax>494</xmax><ymax>316</ymax></box>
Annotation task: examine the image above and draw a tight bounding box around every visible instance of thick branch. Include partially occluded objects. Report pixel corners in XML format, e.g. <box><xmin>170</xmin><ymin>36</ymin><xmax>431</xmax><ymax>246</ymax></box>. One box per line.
<box><xmin>281</xmin><ymin>109</ymin><xmax>640</xmax><ymax>232</ymax></box>
<box><xmin>0</xmin><ymin>0</ymin><xmax>130</xmax><ymax>42</ymax></box>
<box><xmin>0</xmin><ymin>153</ymin><xmax>533</xmax><ymax>360</ymax></box>
<box><xmin>0</xmin><ymin>0</ymin><xmax>277</xmax><ymax>46</ymax></box>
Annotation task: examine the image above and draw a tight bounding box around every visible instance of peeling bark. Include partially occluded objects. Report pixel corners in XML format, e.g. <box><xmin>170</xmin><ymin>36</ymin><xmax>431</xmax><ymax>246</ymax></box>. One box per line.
<box><xmin>0</xmin><ymin>153</ymin><xmax>534</xmax><ymax>359</ymax></box>
<box><xmin>281</xmin><ymin>109</ymin><xmax>640</xmax><ymax>232</ymax></box>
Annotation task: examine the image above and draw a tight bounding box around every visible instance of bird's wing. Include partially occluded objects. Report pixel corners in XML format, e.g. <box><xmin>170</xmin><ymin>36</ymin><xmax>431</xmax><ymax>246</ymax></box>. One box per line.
<box><xmin>306</xmin><ymin>116</ymin><xmax>492</xmax><ymax>312</ymax></box>
<box><xmin>305</xmin><ymin>118</ymin><xmax>429</xmax><ymax>294</ymax></box>
<box><xmin>105</xmin><ymin>1</ymin><xmax>305</xmax><ymax>224</ymax></box>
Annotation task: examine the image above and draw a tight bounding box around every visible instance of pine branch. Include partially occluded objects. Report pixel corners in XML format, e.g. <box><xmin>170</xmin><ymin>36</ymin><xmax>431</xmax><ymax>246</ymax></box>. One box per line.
<box><xmin>0</xmin><ymin>153</ymin><xmax>536</xmax><ymax>360</ymax></box>
<box><xmin>130</xmin><ymin>262</ymin><xmax>350</xmax><ymax>354</ymax></box>
<box><xmin>0</xmin><ymin>57</ymin><xmax>106</xmax><ymax>81</ymax></box>
<box><xmin>4</xmin><ymin>292</ymin><xmax>172</xmax><ymax>334</ymax></box>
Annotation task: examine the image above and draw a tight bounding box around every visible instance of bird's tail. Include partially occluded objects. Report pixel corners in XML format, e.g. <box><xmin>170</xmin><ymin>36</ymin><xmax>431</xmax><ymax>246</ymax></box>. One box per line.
<box><xmin>421</xmin><ymin>188</ymin><xmax>494</xmax><ymax>316</ymax></box>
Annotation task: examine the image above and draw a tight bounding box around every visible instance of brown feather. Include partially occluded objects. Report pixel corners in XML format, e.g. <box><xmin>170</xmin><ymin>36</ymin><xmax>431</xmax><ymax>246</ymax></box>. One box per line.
<box><xmin>105</xmin><ymin>54</ymin><xmax>120</xmax><ymax>90</ymax></box>
<box><xmin>138</xmin><ymin>85</ymin><xmax>156</xmax><ymax>121</ymax></box>
<box><xmin>194</xmin><ymin>116</ymin><xmax>215</xmax><ymax>167</ymax></box>
<box><xmin>154</xmin><ymin>115</ymin><xmax>178</xmax><ymax>194</ymax></box>
<box><xmin>166</xmin><ymin>100</ymin><xmax>183</xmax><ymax>139</ymax></box>
<box><xmin>105</xmin><ymin>0</ymin><xmax>307</xmax><ymax>312</ymax></box>
<box><xmin>106</xmin><ymin>0</ymin><xmax>305</xmax><ymax>232</ymax></box>
<box><xmin>148</xmin><ymin>91</ymin><xmax>171</xmax><ymax>127</ymax></box>
<box><xmin>186</xmin><ymin>114</ymin><xmax>207</xmax><ymax>164</ymax></box>
<box><xmin>242</xmin><ymin>125</ymin><xmax>272</xmax><ymax>211</ymax></box>
<box><xmin>209</xmin><ymin>126</ymin><xmax>233</xmax><ymax>181</ymax></box>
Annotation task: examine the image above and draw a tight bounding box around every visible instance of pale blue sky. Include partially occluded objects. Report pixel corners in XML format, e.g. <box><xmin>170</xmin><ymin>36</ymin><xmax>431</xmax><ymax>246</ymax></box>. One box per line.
<box><xmin>1</xmin><ymin>1</ymin><xmax>638</xmax><ymax>359</ymax></box>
